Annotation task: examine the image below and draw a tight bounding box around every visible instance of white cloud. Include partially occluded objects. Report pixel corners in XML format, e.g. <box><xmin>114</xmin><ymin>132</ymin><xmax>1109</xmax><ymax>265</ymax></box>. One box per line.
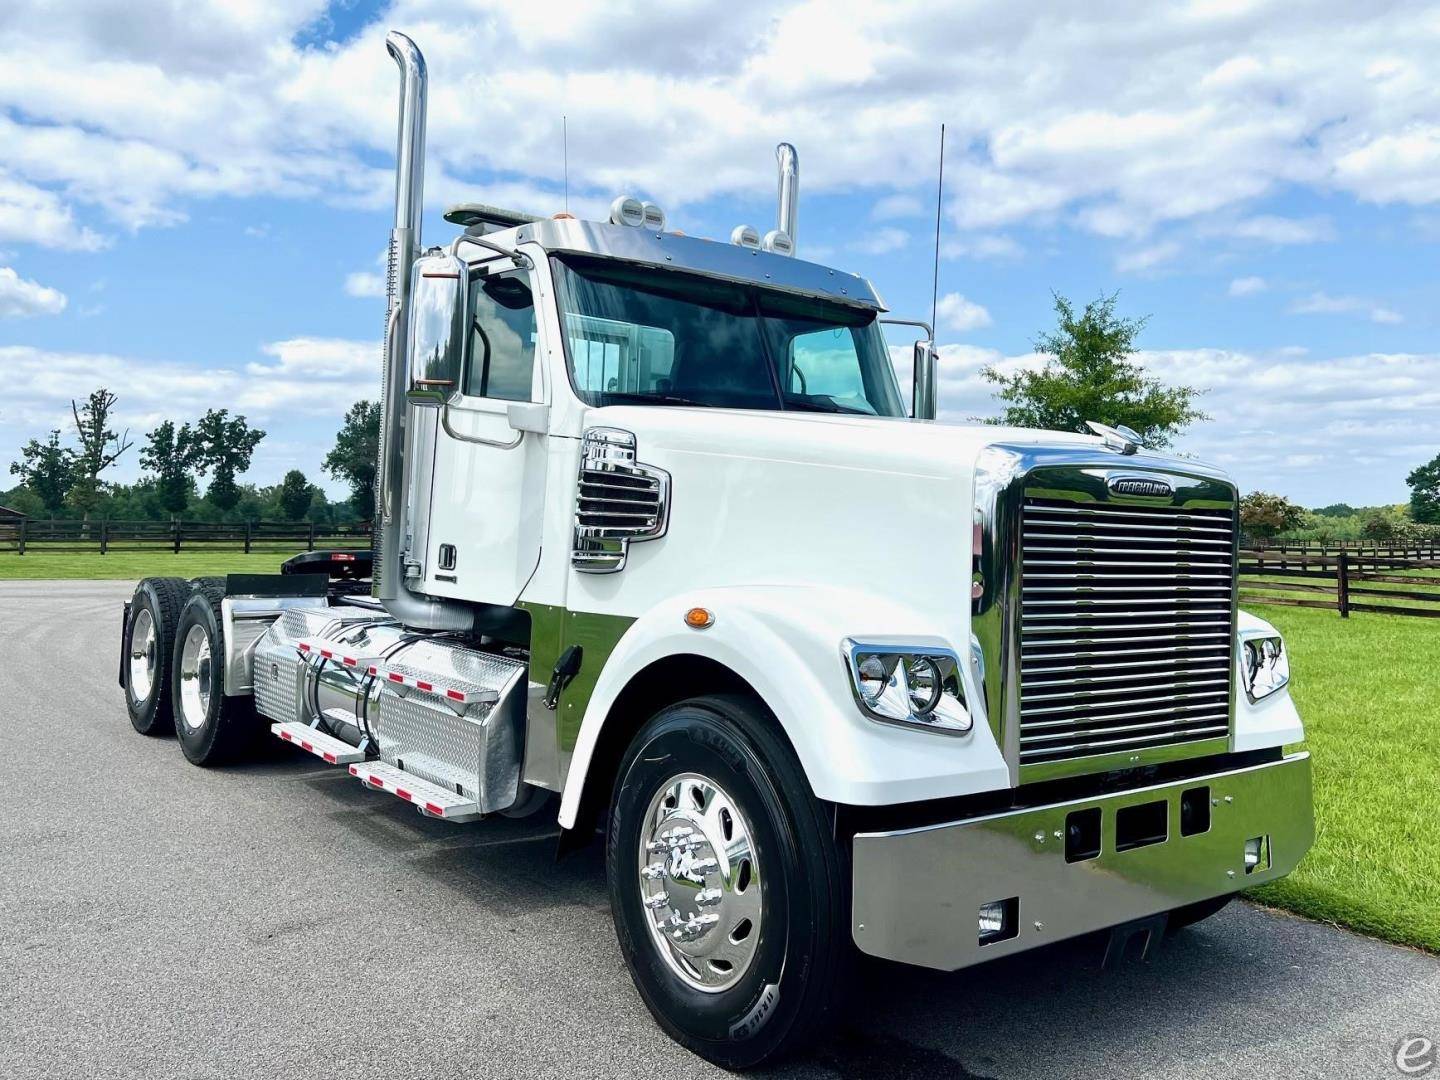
<box><xmin>1288</xmin><ymin>291</ymin><xmax>1403</xmax><ymax>324</ymax></box>
<box><xmin>0</xmin><ymin>1</ymin><xmax>1437</xmax><ymax>254</ymax></box>
<box><xmin>1228</xmin><ymin>275</ymin><xmax>1267</xmax><ymax>296</ymax></box>
<box><xmin>344</xmin><ymin>271</ymin><xmax>386</xmax><ymax>298</ymax></box>
<box><xmin>1116</xmin><ymin>241</ymin><xmax>1181</xmax><ymax>273</ymax></box>
<box><xmin>0</xmin><ymin>266</ymin><xmax>66</xmax><ymax>317</ymax></box>
<box><xmin>941</xmin><ymin>234</ymin><xmax>1024</xmax><ymax>261</ymax></box>
<box><xmin>936</xmin><ymin>292</ymin><xmax>993</xmax><ymax>332</ymax></box>
<box><xmin>851</xmin><ymin>226</ymin><xmax>909</xmax><ymax>255</ymax></box>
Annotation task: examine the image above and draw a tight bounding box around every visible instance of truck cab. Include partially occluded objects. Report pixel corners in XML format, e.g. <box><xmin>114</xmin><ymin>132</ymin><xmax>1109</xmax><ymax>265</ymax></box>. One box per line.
<box><xmin>117</xmin><ymin>30</ymin><xmax>1313</xmax><ymax>1071</ymax></box>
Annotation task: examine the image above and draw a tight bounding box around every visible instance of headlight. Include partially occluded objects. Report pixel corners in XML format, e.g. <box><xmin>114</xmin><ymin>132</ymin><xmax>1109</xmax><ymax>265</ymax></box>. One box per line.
<box><xmin>842</xmin><ymin>639</ymin><xmax>972</xmax><ymax>735</ymax></box>
<box><xmin>1240</xmin><ymin>633</ymin><xmax>1289</xmax><ymax>702</ymax></box>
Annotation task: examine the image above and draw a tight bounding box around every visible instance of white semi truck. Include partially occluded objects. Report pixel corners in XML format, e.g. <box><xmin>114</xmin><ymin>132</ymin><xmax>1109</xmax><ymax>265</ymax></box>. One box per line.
<box><xmin>117</xmin><ymin>31</ymin><xmax>1313</xmax><ymax>1069</ymax></box>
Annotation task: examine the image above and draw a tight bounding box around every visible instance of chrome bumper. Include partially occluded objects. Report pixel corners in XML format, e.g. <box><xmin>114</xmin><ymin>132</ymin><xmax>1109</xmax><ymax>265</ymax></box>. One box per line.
<box><xmin>851</xmin><ymin>752</ymin><xmax>1313</xmax><ymax>971</ymax></box>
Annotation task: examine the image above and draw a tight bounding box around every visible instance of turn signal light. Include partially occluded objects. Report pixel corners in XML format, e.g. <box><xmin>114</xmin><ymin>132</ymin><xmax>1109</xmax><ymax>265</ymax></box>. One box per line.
<box><xmin>684</xmin><ymin>607</ymin><xmax>715</xmax><ymax>630</ymax></box>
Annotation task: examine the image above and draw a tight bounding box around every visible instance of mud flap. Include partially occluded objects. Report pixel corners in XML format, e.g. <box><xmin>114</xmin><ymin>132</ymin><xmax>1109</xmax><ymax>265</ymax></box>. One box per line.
<box><xmin>118</xmin><ymin>600</ymin><xmax>131</xmax><ymax>688</ymax></box>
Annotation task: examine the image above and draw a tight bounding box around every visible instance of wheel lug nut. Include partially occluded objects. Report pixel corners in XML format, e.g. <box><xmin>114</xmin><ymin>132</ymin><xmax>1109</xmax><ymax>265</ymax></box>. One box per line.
<box><xmin>643</xmin><ymin>894</ymin><xmax>670</xmax><ymax>910</ymax></box>
<box><xmin>695</xmin><ymin>888</ymin><xmax>723</xmax><ymax>906</ymax></box>
<box><xmin>640</xmin><ymin>864</ymin><xmax>665</xmax><ymax>880</ymax></box>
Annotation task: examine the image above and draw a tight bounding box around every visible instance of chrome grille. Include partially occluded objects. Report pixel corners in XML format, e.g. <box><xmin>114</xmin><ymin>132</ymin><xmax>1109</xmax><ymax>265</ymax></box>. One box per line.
<box><xmin>1018</xmin><ymin>497</ymin><xmax>1236</xmax><ymax>766</ymax></box>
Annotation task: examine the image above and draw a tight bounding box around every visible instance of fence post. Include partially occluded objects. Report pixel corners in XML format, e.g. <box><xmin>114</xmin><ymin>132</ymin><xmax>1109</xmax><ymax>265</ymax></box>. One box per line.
<box><xmin>307</xmin><ymin>522</ymin><xmax>316</xmax><ymax>551</ymax></box>
<box><xmin>173</xmin><ymin>520</ymin><xmax>181</xmax><ymax>554</ymax></box>
<box><xmin>1337</xmin><ymin>552</ymin><xmax>1350</xmax><ymax>618</ymax></box>
<box><xmin>100</xmin><ymin>519</ymin><xmax>108</xmax><ymax>555</ymax></box>
<box><xmin>244</xmin><ymin>520</ymin><xmax>252</xmax><ymax>555</ymax></box>
<box><xmin>17</xmin><ymin>517</ymin><xmax>25</xmax><ymax>556</ymax></box>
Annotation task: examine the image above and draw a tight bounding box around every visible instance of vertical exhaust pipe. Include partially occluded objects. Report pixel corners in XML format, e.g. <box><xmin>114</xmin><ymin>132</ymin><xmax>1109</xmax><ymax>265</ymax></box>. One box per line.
<box><xmin>373</xmin><ymin>31</ymin><xmax>471</xmax><ymax>631</ymax></box>
<box><xmin>776</xmin><ymin>142</ymin><xmax>798</xmax><ymax>250</ymax></box>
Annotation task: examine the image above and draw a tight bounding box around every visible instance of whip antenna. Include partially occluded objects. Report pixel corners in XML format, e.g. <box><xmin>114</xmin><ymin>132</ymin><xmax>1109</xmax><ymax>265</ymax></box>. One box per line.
<box><xmin>563</xmin><ymin>115</ymin><xmax>569</xmax><ymax>213</ymax></box>
<box><xmin>931</xmin><ymin>123</ymin><xmax>945</xmax><ymax>336</ymax></box>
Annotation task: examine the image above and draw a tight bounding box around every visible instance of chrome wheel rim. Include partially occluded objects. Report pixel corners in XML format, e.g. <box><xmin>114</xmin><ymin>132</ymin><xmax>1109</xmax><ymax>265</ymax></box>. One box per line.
<box><xmin>637</xmin><ymin>772</ymin><xmax>763</xmax><ymax>993</ymax></box>
<box><xmin>128</xmin><ymin>608</ymin><xmax>157</xmax><ymax>703</ymax></box>
<box><xmin>177</xmin><ymin>624</ymin><xmax>212</xmax><ymax>731</ymax></box>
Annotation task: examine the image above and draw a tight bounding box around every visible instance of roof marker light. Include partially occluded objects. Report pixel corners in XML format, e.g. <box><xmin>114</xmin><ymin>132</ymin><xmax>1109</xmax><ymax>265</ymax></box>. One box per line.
<box><xmin>641</xmin><ymin>202</ymin><xmax>666</xmax><ymax>230</ymax></box>
<box><xmin>609</xmin><ymin>195</ymin><xmax>645</xmax><ymax>227</ymax></box>
<box><xmin>761</xmin><ymin>229</ymin><xmax>794</xmax><ymax>257</ymax></box>
<box><xmin>731</xmin><ymin>224</ymin><xmax>760</xmax><ymax>249</ymax></box>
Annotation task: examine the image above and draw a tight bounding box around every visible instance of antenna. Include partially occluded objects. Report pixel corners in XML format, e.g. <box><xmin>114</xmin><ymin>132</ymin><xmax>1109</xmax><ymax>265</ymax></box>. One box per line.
<box><xmin>930</xmin><ymin>123</ymin><xmax>945</xmax><ymax>338</ymax></box>
<box><xmin>563</xmin><ymin>115</ymin><xmax>569</xmax><ymax>213</ymax></box>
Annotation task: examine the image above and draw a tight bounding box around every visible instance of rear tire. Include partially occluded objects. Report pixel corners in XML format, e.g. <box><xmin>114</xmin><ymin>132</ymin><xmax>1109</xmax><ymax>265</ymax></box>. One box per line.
<box><xmin>123</xmin><ymin>577</ymin><xmax>192</xmax><ymax>736</ymax></box>
<box><xmin>171</xmin><ymin>587</ymin><xmax>257</xmax><ymax>766</ymax></box>
<box><xmin>606</xmin><ymin>694</ymin><xmax>850</xmax><ymax>1069</ymax></box>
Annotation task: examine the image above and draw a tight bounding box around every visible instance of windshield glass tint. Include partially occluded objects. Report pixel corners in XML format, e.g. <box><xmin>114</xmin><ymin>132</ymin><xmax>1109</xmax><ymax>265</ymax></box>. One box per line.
<box><xmin>552</xmin><ymin>255</ymin><xmax>904</xmax><ymax>416</ymax></box>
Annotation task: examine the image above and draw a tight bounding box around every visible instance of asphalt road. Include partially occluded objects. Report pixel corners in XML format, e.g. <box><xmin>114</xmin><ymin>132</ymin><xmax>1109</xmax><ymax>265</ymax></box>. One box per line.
<box><xmin>3</xmin><ymin>580</ymin><xmax>1436</xmax><ymax>1080</ymax></box>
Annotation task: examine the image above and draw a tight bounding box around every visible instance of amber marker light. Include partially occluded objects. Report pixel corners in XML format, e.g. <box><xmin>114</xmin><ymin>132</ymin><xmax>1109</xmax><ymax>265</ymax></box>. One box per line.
<box><xmin>684</xmin><ymin>607</ymin><xmax>715</xmax><ymax>630</ymax></box>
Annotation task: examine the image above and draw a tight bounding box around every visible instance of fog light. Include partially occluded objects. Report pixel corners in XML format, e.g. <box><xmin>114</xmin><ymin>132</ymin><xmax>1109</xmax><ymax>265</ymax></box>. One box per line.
<box><xmin>1244</xmin><ymin>835</ymin><xmax>1270</xmax><ymax>874</ymax></box>
<box><xmin>978</xmin><ymin>897</ymin><xmax>1018</xmax><ymax>945</ymax></box>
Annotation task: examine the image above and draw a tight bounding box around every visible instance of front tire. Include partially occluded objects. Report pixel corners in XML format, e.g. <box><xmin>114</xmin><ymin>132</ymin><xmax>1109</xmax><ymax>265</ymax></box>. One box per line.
<box><xmin>606</xmin><ymin>695</ymin><xmax>849</xmax><ymax>1069</ymax></box>
<box><xmin>170</xmin><ymin>587</ymin><xmax>256</xmax><ymax>766</ymax></box>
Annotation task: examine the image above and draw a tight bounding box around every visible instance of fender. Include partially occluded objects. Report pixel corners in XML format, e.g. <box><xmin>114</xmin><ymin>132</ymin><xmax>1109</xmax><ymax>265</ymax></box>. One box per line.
<box><xmin>1233</xmin><ymin>609</ymin><xmax>1305</xmax><ymax>751</ymax></box>
<box><xmin>557</xmin><ymin>584</ymin><xmax>1009</xmax><ymax>828</ymax></box>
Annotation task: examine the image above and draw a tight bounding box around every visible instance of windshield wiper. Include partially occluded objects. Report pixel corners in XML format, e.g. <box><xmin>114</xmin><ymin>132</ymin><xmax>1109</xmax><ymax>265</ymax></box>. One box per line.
<box><xmin>782</xmin><ymin>396</ymin><xmax>874</xmax><ymax>416</ymax></box>
<box><xmin>598</xmin><ymin>390</ymin><xmax>711</xmax><ymax>408</ymax></box>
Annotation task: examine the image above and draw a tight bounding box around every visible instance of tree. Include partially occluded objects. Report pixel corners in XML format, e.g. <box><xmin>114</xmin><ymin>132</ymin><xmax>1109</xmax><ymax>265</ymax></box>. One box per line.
<box><xmin>1240</xmin><ymin>491</ymin><xmax>1306</xmax><ymax>539</ymax></box>
<box><xmin>1363</xmin><ymin>512</ymin><xmax>1397</xmax><ymax>541</ymax></box>
<box><xmin>140</xmin><ymin>420</ymin><xmax>199</xmax><ymax>517</ymax></box>
<box><xmin>323</xmin><ymin>400</ymin><xmax>380</xmax><ymax>520</ymax></box>
<box><xmin>190</xmin><ymin>409</ymin><xmax>265</xmax><ymax>513</ymax></box>
<box><xmin>8</xmin><ymin>431</ymin><xmax>75</xmax><ymax>516</ymax></box>
<box><xmin>1314</xmin><ymin>503</ymin><xmax>1357</xmax><ymax>518</ymax></box>
<box><xmin>1407</xmin><ymin>452</ymin><xmax>1440</xmax><ymax>525</ymax></box>
<box><xmin>278</xmin><ymin>469</ymin><xmax>315</xmax><ymax>521</ymax></box>
<box><xmin>982</xmin><ymin>292</ymin><xmax>1207</xmax><ymax>448</ymax></box>
<box><xmin>66</xmin><ymin>389</ymin><xmax>133</xmax><ymax>518</ymax></box>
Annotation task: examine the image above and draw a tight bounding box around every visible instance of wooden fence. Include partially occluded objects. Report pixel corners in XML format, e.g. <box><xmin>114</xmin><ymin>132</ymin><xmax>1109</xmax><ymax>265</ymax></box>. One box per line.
<box><xmin>1240</xmin><ymin>550</ymin><xmax>1440</xmax><ymax>619</ymax></box>
<box><xmin>1245</xmin><ymin>537</ymin><xmax>1440</xmax><ymax>561</ymax></box>
<box><xmin>0</xmin><ymin>518</ymin><xmax>370</xmax><ymax>555</ymax></box>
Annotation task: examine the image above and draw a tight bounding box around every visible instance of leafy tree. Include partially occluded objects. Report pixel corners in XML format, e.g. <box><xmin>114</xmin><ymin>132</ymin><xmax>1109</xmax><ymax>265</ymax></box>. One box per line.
<box><xmin>323</xmin><ymin>400</ymin><xmax>380</xmax><ymax>520</ymax></box>
<box><xmin>190</xmin><ymin>409</ymin><xmax>265</xmax><ymax>513</ymax></box>
<box><xmin>66</xmin><ymin>389</ymin><xmax>133</xmax><ymax>518</ymax></box>
<box><xmin>1240</xmin><ymin>491</ymin><xmax>1306</xmax><ymax>539</ymax></box>
<box><xmin>3</xmin><ymin>486</ymin><xmax>47</xmax><ymax>519</ymax></box>
<box><xmin>140</xmin><ymin>420</ymin><xmax>199</xmax><ymax>517</ymax></box>
<box><xmin>1363</xmin><ymin>512</ymin><xmax>1397</xmax><ymax>541</ymax></box>
<box><xmin>10</xmin><ymin>430</ymin><xmax>76</xmax><ymax>516</ymax></box>
<box><xmin>983</xmin><ymin>292</ymin><xmax>1207</xmax><ymax>448</ymax></box>
<box><xmin>1314</xmin><ymin>503</ymin><xmax>1357</xmax><ymax>518</ymax></box>
<box><xmin>278</xmin><ymin>469</ymin><xmax>315</xmax><ymax>521</ymax></box>
<box><xmin>1407</xmin><ymin>451</ymin><xmax>1440</xmax><ymax>525</ymax></box>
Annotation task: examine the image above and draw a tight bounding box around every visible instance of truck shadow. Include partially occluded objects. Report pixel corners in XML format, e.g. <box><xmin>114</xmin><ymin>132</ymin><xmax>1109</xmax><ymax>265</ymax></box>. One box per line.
<box><xmin>225</xmin><ymin>750</ymin><xmax>1332</xmax><ymax>1080</ymax></box>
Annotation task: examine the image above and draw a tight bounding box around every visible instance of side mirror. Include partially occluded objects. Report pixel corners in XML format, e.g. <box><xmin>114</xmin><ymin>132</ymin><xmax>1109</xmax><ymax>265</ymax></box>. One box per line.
<box><xmin>912</xmin><ymin>340</ymin><xmax>938</xmax><ymax>421</ymax></box>
<box><xmin>406</xmin><ymin>252</ymin><xmax>468</xmax><ymax>406</ymax></box>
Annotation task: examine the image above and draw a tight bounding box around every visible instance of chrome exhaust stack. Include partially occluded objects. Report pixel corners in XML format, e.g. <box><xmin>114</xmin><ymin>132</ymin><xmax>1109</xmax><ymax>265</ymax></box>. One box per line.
<box><xmin>775</xmin><ymin>142</ymin><xmax>799</xmax><ymax>251</ymax></box>
<box><xmin>373</xmin><ymin>31</ymin><xmax>471</xmax><ymax>631</ymax></box>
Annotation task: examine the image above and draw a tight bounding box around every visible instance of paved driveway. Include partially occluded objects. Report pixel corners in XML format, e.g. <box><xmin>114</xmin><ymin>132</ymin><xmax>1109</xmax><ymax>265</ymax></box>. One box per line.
<box><xmin>2</xmin><ymin>580</ymin><xmax>1436</xmax><ymax>1079</ymax></box>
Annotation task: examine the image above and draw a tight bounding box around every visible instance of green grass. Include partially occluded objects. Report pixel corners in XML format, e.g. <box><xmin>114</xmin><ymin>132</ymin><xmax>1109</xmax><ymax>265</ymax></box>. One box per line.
<box><xmin>1244</xmin><ymin>603</ymin><xmax>1440</xmax><ymax>952</ymax></box>
<box><xmin>0</xmin><ymin>549</ymin><xmax>306</xmax><ymax>580</ymax></box>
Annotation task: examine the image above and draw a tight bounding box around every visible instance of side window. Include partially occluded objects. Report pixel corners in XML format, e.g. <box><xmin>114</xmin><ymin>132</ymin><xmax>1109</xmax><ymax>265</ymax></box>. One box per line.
<box><xmin>786</xmin><ymin>326</ymin><xmax>874</xmax><ymax>412</ymax></box>
<box><xmin>465</xmin><ymin>269</ymin><xmax>537</xmax><ymax>401</ymax></box>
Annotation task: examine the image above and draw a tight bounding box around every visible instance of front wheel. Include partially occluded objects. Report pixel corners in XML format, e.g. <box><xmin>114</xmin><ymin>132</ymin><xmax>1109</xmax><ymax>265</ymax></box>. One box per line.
<box><xmin>606</xmin><ymin>695</ymin><xmax>849</xmax><ymax>1070</ymax></box>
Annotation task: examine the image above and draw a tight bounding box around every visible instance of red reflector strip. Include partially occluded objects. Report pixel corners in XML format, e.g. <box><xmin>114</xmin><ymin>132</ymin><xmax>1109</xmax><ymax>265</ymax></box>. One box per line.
<box><xmin>297</xmin><ymin>642</ymin><xmax>312</xmax><ymax>653</ymax></box>
<box><xmin>416</xmin><ymin>680</ymin><xmax>434</xmax><ymax>692</ymax></box>
<box><xmin>300</xmin><ymin>740</ymin><xmax>314</xmax><ymax>752</ymax></box>
<box><xmin>348</xmin><ymin>765</ymin><xmax>359</xmax><ymax>776</ymax></box>
<box><xmin>367</xmin><ymin>665</ymin><xmax>379</xmax><ymax>676</ymax></box>
<box><xmin>320</xmin><ymin>648</ymin><xmax>335</xmax><ymax>659</ymax></box>
<box><xmin>342</xmin><ymin>656</ymin><xmax>357</xmax><ymax>667</ymax></box>
<box><xmin>281</xmin><ymin>731</ymin><xmax>293</xmax><ymax>742</ymax></box>
<box><xmin>323</xmin><ymin>752</ymin><xmax>338</xmax><ymax>764</ymax></box>
<box><xmin>335</xmin><ymin>553</ymin><xmax>355</xmax><ymax>561</ymax></box>
<box><xmin>446</xmin><ymin>689</ymin><xmax>465</xmax><ymax>702</ymax></box>
<box><xmin>395</xmin><ymin>788</ymin><xmax>412</xmax><ymax>802</ymax></box>
<box><xmin>388</xmin><ymin>672</ymin><xmax>404</xmax><ymax>684</ymax></box>
<box><xmin>368</xmin><ymin>777</ymin><xmax>385</xmax><ymax>788</ymax></box>
<box><xmin>425</xmin><ymin>802</ymin><xmax>446</xmax><ymax>816</ymax></box>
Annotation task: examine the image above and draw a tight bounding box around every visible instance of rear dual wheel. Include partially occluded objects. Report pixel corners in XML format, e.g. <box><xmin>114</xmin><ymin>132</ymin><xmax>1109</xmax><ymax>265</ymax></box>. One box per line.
<box><xmin>170</xmin><ymin>584</ymin><xmax>257</xmax><ymax>766</ymax></box>
<box><xmin>123</xmin><ymin>577</ymin><xmax>192</xmax><ymax>736</ymax></box>
<box><xmin>607</xmin><ymin>695</ymin><xmax>851</xmax><ymax>1070</ymax></box>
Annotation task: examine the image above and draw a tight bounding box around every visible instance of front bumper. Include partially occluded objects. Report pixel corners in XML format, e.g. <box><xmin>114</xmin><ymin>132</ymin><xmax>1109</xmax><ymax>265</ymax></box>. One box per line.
<box><xmin>851</xmin><ymin>752</ymin><xmax>1313</xmax><ymax>970</ymax></box>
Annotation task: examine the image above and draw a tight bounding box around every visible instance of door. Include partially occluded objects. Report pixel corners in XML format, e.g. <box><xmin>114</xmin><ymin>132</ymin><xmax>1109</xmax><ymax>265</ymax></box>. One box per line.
<box><xmin>421</xmin><ymin>257</ymin><xmax>548</xmax><ymax>606</ymax></box>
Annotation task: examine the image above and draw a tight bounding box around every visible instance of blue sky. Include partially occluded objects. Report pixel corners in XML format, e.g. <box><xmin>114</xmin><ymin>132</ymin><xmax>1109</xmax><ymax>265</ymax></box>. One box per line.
<box><xmin>3</xmin><ymin>0</ymin><xmax>1438</xmax><ymax>507</ymax></box>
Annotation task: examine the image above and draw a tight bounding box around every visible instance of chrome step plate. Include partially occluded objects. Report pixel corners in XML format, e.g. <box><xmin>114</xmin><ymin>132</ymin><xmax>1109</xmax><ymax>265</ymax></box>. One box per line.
<box><xmin>348</xmin><ymin>760</ymin><xmax>481</xmax><ymax>822</ymax></box>
<box><xmin>271</xmin><ymin>722</ymin><xmax>368</xmax><ymax>765</ymax></box>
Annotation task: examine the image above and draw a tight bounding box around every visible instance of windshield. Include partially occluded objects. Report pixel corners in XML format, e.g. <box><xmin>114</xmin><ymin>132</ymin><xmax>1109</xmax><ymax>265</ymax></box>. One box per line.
<box><xmin>551</xmin><ymin>255</ymin><xmax>906</xmax><ymax>417</ymax></box>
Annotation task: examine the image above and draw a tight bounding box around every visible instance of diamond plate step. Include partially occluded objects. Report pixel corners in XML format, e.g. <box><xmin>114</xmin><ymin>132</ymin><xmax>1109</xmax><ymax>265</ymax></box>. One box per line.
<box><xmin>271</xmin><ymin>722</ymin><xmax>368</xmax><ymax>765</ymax></box>
<box><xmin>348</xmin><ymin>760</ymin><xmax>481</xmax><ymax>821</ymax></box>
